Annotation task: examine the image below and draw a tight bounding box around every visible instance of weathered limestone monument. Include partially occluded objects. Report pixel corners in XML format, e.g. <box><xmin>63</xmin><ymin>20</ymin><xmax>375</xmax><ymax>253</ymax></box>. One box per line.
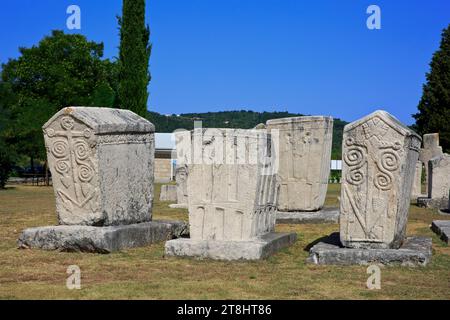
<box><xmin>416</xmin><ymin>134</ymin><xmax>450</xmax><ymax>210</ymax></box>
<box><xmin>307</xmin><ymin>110</ymin><xmax>432</xmax><ymax>266</ymax></box>
<box><xmin>266</xmin><ymin>116</ymin><xmax>338</xmax><ymax>224</ymax></box>
<box><xmin>165</xmin><ymin>128</ymin><xmax>297</xmax><ymax>260</ymax></box>
<box><xmin>160</xmin><ymin>184</ymin><xmax>177</xmax><ymax>202</ymax></box>
<box><xmin>18</xmin><ymin>107</ymin><xmax>186</xmax><ymax>253</ymax></box>
<box><xmin>169</xmin><ymin>131</ymin><xmax>190</xmax><ymax>209</ymax></box>
<box><xmin>414</xmin><ymin>133</ymin><xmax>442</xmax><ymax>199</ymax></box>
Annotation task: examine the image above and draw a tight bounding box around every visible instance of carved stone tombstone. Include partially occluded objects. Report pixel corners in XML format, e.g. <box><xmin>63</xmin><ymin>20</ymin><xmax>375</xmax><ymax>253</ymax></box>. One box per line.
<box><xmin>18</xmin><ymin>107</ymin><xmax>187</xmax><ymax>253</ymax></box>
<box><xmin>307</xmin><ymin>111</ymin><xmax>432</xmax><ymax>266</ymax></box>
<box><xmin>165</xmin><ymin>128</ymin><xmax>296</xmax><ymax>260</ymax></box>
<box><xmin>340</xmin><ymin>110</ymin><xmax>421</xmax><ymax>249</ymax></box>
<box><xmin>429</xmin><ymin>154</ymin><xmax>450</xmax><ymax>210</ymax></box>
<box><xmin>266</xmin><ymin>116</ymin><xmax>333</xmax><ymax>212</ymax></box>
<box><xmin>43</xmin><ymin>107</ymin><xmax>155</xmax><ymax>226</ymax></box>
<box><xmin>171</xmin><ymin>131</ymin><xmax>191</xmax><ymax>208</ymax></box>
<box><xmin>418</xmin><ymin>133</ymin><xmax>443</xmax><ymax>196</ymax></box>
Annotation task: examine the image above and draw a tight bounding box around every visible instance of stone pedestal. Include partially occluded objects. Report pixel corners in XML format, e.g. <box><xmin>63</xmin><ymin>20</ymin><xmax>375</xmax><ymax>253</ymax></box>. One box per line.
<box><xmin>307</xmin><ymin>233</ymin><xmax>432</xmax><ymax>266</ymax></box>
<box><xmin>431</xmin><ymin>220</ymin><xmax>450</xmax><ymax>244</ymax></box>
<box><xmin>266</xmin><ymin>116</ymin><xmax>333</xmax><ymax>212</ymax></box>
<box><xmin>276</xmin><ymin>208</ymin><xmax>339</xmax><ymax>224</ymax></box>
<box><xmin>165</xmin><ymin>128</ymin><xmax>296</xmax><ymax>260</ymax></box>
<box><xmin>19</xmin><ymin>107</ymin><xmax>185</xmax><ymax>253</ymax></box>
<box><xmin>19</xmin><ymin>221</ymin><xmax>188</xmax><ymax>253</ymax></box>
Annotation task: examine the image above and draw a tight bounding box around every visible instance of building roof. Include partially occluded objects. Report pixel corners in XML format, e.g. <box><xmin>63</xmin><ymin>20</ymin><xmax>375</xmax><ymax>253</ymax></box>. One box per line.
<box><xmin>155</xmin><ymin>133</ymin><xmax>175</xmax><ymax>150</ymax></box>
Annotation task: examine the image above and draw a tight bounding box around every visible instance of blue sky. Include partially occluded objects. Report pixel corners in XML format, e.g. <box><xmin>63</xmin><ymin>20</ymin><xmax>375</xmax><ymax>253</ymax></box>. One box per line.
<box><xmin>0</xmin><ymin>0</ymin><xmax>449</xmax><ymax>125</ymax></box>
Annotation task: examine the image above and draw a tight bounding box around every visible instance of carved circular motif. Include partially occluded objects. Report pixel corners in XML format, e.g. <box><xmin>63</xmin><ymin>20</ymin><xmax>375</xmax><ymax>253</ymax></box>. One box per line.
<box><xmin>78</xmin><ymin>165</ymin><xmax>93</xmax><ymax>183</ymax></box>
<box><xmin>61</xmin><ymin>117</ymin><xmax>74</xmax><ymax>130</ymax></box>
<box><xmin>74</xmin><ymin>141</ymin><xmax>90</xmax><ymax>160</ymax></box>
<box><xmin>55</xmin><ymin>160</ymin><xmax>70</xmax><ymax>175</ymax></box>
<box><xmin>83</xmin><ymin>129</ymin><xmax>92</xmax><ymax>139</ymax></box>
<box><xmin>46</xmin><ymin>128</ymin><xmax>55</xmax><ymax>138</ymax></box>
<box><xmin>51</xmin><ymin>140</ymin><xmax>68</xmax><ymax>158</ymax></box>
<box><xmin>374</xmin><ymin>172</ymin><xmax>392</xmax><ymax>191</ymax></box>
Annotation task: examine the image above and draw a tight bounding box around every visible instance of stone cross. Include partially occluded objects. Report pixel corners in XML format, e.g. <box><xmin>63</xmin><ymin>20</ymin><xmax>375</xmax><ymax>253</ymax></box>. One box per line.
<box><xmin>43</xmin><ymin>107</ymin><xmax>155</xmax><ymax>226</ymax></box>
<box><xmin>266</xmin><ymin>116</ymin><xmax>333</xmax><ymax>212</ymax></box>
<box><xmin>340</xmin><ymin>110</ymin><xmax>421</xmax><ymax>249</ymax></box>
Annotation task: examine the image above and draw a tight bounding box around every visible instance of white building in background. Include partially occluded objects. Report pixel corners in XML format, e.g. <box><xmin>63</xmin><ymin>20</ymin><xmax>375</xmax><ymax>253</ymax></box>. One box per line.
<box><xmin>154</xmin><ymin>133</ymin><xmax>176</xmax><ymax>183</ymax></box>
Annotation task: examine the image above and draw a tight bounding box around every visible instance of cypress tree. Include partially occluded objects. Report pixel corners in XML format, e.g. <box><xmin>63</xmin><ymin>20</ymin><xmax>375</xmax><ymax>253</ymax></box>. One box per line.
<box><xmin>118</xmin><ymin>0</ymin><xmax>151</xmax><ymax>117</ymax></box>
<box><xmin>414</xmin><ymin>25</ymin><xmax>450</xmax><ymax>152</ymax></box>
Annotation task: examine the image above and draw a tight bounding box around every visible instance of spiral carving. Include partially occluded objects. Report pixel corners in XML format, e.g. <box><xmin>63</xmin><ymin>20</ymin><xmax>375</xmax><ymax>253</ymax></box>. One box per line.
<box><xmin>374</xmin><ymin>150</ymin><xmax>399</xmax><ymax>191</ymax></box>
<box><xmin>78</xmin><ymin>165</ymin><xmax>93</xmax><ymax>183</ymax></box>
<box><xmin>51</xmin><ymin>140</ymin><xmax>68</xmax><ymax>158</ymax></box>
<box><xmin>344</xmin><ymin>146</ymin><xmax>366</xmax><ymax>186</ymax></box>
<box><xmin>55</xmin><ymin>160</ymin><xmax>69</xmax><ymax>175</ymax></box>
<box><xmin>74</xmin><ymin>141</ymin><xmax>90</xmax><ymax>161</ymax></box>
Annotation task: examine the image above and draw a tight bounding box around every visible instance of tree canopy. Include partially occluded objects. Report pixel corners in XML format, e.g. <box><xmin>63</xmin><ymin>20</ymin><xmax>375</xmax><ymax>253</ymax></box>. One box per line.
<box><xmin>414</xmin><ymin>24</ymin><xmax>450</xmax><ymax>152</ymax></box>
<box><xmin>118</xmin><ymin>0</ymin><xmax>151</xmax><ymax>117</ymax></box>
<box><xmin>0</xmin><ymin>30</ymin><xmax>119</xmax><ymax>177</ymax></box>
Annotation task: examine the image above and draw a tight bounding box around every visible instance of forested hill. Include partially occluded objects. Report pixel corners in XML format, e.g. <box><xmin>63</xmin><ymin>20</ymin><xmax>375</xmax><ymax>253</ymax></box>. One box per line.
<box><xmin>147</xmin><ymin>110</ymin><xmax>347</xmax><ymax>159</ymax></box>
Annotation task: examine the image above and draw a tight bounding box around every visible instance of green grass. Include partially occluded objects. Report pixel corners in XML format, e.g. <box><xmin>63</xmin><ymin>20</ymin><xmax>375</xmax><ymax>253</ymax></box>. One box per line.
<box><xmin>0</xmin><ymin>183</ymin><xmax>449</xmax><ymax>300</ymax></box>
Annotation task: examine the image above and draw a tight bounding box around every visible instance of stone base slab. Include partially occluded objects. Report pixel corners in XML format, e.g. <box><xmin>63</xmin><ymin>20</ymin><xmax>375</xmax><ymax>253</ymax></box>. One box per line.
<box><xmin>431</xmin><ymin>220</ymin><xmax>450</xmax><ymax>244</ymax></box>
<box><xmin>276</xmin><ymin>208</ymin><xmax>339</xmax><ymax>224</ymax></box>
<box><xmin>164</xmin><ymin>232</ymin><xmax>297</xmax><ymax>261</ymax></box>
<box><xmin>168</xmin><ymin>204</ymin><xmax>188</xmax><ymax>209</ymax></box>
<box><xmin>307</xmin><ymin>233</ymin><xmax>432</xmax><ymax>266</ymax></box>
<box><xmin>18</xmin><ymin>220</ymin><xmax>188</xmax><ymax>253</ymax></box>
<box><xmin>417</xmin><ymin>197</ymin><xmax>449</xmax><ymax>210</ymax></box>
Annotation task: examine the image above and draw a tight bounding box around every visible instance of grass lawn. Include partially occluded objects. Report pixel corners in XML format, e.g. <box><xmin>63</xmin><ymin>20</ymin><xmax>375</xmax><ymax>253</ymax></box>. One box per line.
<box><xmin>0</xmin><ymin>183</ymin><xmax>449</xmax><ymax>300</ymax></box>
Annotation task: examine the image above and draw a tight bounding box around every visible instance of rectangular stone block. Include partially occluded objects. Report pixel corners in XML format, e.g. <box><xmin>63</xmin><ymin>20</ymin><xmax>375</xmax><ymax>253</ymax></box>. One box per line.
<box><xmin>266</xmin><ymin>116</ymin><xmax>333</xmax><ymax>212</ymax></box>
<box><xmin>187</xmin><ymin>128</ymin><xmax>278</xmax><ymax>241</ymax></box>
<box><xmin>431</xmin><ymin>220</ymin><xmax>450</xmax><ymax>244</ymax></box>
<box><xmin>43</xmin><ymin>107</ymin><xmax>155</xmax><ymax>226</ymax></box>
<box><xmin>160</xmin><ymin>184</ymin><xmax>177</xmax><ymax>202</ymax></box>
<box><xmin>340</xmin><ymin>110</ymin><xmax>421</xmax><ymax>249</ymax></box>
<box><xmin>429</xmin><ymin>154</ymin><xmax>450</xmax><ymax>210</ymax></box>
<box><xmin>165</xmin><ymin>232</ymin><xmax>297</xmax><ymax>260</ymax></box>
<box><xmin>18</xmin><ymin>220</ymin><xmax>188</xmax><ymax>253</ymax></box>
<box><xmin>307</xmin><ymin>233</ymin><xmax>432</xmax><ymax>266</ymax></box>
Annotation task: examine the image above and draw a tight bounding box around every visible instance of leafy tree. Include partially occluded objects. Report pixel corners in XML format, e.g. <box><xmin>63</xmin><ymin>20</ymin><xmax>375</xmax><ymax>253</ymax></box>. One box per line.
<box><xmin>118</xmin><ymin>0</ymin><xmax>151</xmax><ymax>117</ymax></box>
<box><xmin>414</xmin><ymin>25</ymin><xmax>450</xmax><ymax>152</ymax></box>
<box><xmin>0</xmin><ymin>30</ymin><xmax>118</xmax><ymax>171</ymax></box>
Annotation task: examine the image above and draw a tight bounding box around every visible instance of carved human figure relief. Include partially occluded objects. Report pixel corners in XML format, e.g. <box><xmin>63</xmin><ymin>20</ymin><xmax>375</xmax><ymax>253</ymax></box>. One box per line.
<box><xmin>267</xmin><ymin>116</ymin><xmax>333</xmax><ymax>212</ymax></box>
<box><xmin>340</xmin><ymin>111</ymin><xmax>421</xmax><ymax>249</ymax></box>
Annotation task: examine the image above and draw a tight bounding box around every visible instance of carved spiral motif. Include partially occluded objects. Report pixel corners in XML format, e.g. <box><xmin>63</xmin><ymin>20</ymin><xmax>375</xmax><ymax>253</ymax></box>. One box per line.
<box><xmin>51</xmin><ymin>140</ymin><xmax>68</xmax><ymax>158</ymax></box>
<box><xmin>55</xmin><ymin>160</ymin><xmax>70</xmax><ymax>175</ymax></box>
<box><xmin>344</xmin><ymin>146</ymin><xmax>366</xmax><ymax>186</ymax></box>
<box><xmin>74</xmin><ymin>141</ymin><xmax>90</xmax><ymax>160</ymax></box>
<box><xmin>78</xmin><ymin>165</ymin><xmax>93</xmax><ymax>183</ymax></box>
<box><xmin>46</xmin><ymin>128</ymin><xmax>55</xmax><ymax>138</ymax></box>
<box><xmin>374</xmin><ymin>150</ymin><xmax>399</xmax><ymax>191</ymax></box>
<box><xmin>344</xmin><ymin>147</ymin><xmax>364</xmax><ymax>166</ymax></box>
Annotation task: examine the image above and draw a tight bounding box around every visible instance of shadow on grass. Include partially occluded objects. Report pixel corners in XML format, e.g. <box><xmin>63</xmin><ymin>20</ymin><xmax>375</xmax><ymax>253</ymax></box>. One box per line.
<box><xmin>304</xmin><ymin>232</ymin><xmax>340</xmax><ymax>252</ymax></box>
